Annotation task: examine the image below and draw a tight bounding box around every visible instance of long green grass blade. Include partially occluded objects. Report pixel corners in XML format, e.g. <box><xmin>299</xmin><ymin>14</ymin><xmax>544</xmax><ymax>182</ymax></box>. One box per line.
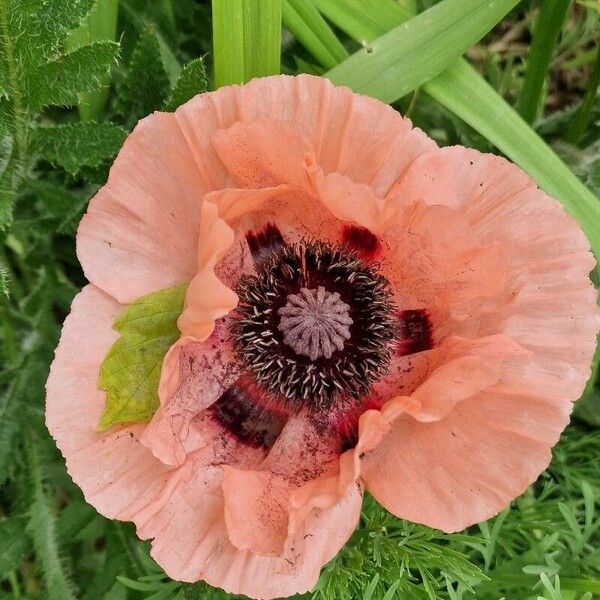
<box><xmin>282</xmin><ymin>0</ymin><xmax>348</xmax><ymax>70</ymax></box>
<box><xmin>517</xmin><ymin>0</ymin><xmax>571</xmax><ymax>124</ymax></box>
<box><xmin>426</xmin><ymin>60</ymin><xmax>600</xmax><ymax>253</ymax></box>
<box><xmin>315</xmin><ymin>0</ymin><xmax>411</xmax><ymax>43</ymax></box>
<box><xmin>66</xmin><ymin>0</ymin><xmax>119</xmax><ymax>121</ymax></box>
<box><xmin>326</xmin><ymin>0</ymin><xmax>519</xmax><ymax>103</ymax></box>
<box><xmin>212</xmin><ymin>0</ymin><xmax>281</xmax><ymax>88</ymax></box>
<box><xmin>316</xmin><ymin>0</ymin><xmax>600</xmax><ymax>257</ymax></box>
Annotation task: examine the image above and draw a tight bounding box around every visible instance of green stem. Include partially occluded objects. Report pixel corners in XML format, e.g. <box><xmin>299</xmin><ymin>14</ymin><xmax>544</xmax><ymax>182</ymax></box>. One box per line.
<box><xmin>566</xmin><ymin>45</ymin><xmax>600</xmax><ymax>144</ymax></box>
<box><xmin>212</xmin><ymin>0</ymin><xmax>282</xmax><ymax>88</ymax></box>
<box><xmin>8</xmin><ymin>570</ymin><xmax>20</xmax><ymax>597</ymax></box>
<box><xmin>517</xmin><ymin>0</ymin><xmax>571</xmax><ymax>124</ymax></box>
<box><xmin>66</xmin><ymin>0</ymin><xmax>119</xmax><ymax>121</ymax></box>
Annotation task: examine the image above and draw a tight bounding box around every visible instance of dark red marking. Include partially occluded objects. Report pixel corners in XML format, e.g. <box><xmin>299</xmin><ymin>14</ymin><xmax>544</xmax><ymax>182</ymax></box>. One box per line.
<box><xmin>328</xmin><ymin>396</ymin><xmax>383</xmax><ymax>453</ymax></box>
<box><xmin>342</xmin><ymin>225</ymin><xmax>382</xmax><ymax>260</ymax></box>
<box><xmin>246</xmin><ymin>223</ymin><xmax>285</xmax><ymax>266</ymax></box>
<box><xmin>395</xmin><ymin>309</ymin><xmax>434</xmax><ymax>355</ymax></box>
<box><xmin>209</xmin><ymin>377</ymin><xmax>288</xmax><ymax>449</ymax></box>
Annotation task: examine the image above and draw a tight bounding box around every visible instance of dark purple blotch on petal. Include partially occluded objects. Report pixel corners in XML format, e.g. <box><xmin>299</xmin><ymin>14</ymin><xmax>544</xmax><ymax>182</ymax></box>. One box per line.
<box><xmin>246</xmin><ymin>223</ymin><xmax>285</xmax><ymax>266</ymax></box>
<box><xmin>342</xmin><ymin>224</ymin><xmax>381</xmax><ymax>260</ymax></box>
<box><xmin>209</xmin><ymin>377</ymin><xmax>288</xmax><ymax>449</ymax></box>
<box><xmin>395</xmin><ymin>309</ymin><xmax>434</xmax><ymax>355</ymax></box>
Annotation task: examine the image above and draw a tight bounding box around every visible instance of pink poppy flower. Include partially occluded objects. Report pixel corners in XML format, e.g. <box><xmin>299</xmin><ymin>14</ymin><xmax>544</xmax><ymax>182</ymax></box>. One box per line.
<box><xmin>46</xmin><ymin>75</ymin><xmax>600</xmax><ymax>599</ymax></box>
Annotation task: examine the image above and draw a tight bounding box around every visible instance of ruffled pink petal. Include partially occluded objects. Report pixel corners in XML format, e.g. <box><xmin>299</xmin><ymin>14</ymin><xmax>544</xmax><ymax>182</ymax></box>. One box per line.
<box><xmin>78</xmin><ymin>75</ymin><xmax>435</xmax><ymax>302</ymax></box>
<box><xmin>361</xmin><ymin>147</ymin><xmax>599</xmax><ymax>532</ymax></box>
<box><xmin>45</xmin><ymin>286</ymin><xmax>174</xmax><ymax>520</ymax></box>
<box><xmin>378</xmin><ymin>201</ymin><xmax>506</xmax><ymax>312</ymax></box>
<box><xmin>219</xmin><ymin>411</ymin><xmax>354</xmax><ymax>556</ymax></box>
<box><xmin>186</xmin><ymin>74</ymin><xmax>436</xmax><ymax>196</ymax></box>
<box><xmin>140</xmin><ymin>455</ymin><xmax>362</xmax><ymax>599</ymax></box>
<box><xmin>361</xmin><ymin>388</ymin><xmax>573</xmax><ymax>532</ymax></box>
<box><xmin>221</xmin><ymin>467</ymin><xmax>291</xmax><ymax>556</ymax></box>
<box><xmin>140</xmin><ymin>324</ymin><xmax>242</xmax><ymax>467</ymax></box>
<box><xmin>46</xmin><ymin>286</ymin><xmax>362</xmax><ymax>599</ymax></box>
<box><xmin>177</xmin><ymin>201</ymin><xmax>238</xmax><ymax>340</ymax></box>
<box><xmin>206</xmin><ymin>184</ymin><xmax>291</xmax><ymax>222</ymax></box>
<box><xmin>383</xmin><ymin>334</ymin><xmax>527</xmax><ymax>423</ymax></box>
<box><xmin>77</xmin><ymin>114</ymin><xmax>217</xmax><ymax>303</ymax></box>
<box><xmin>307</xmin><ymin>167</ymin><xmax>396</xmax><ymax>233</ymax></box>
<box><xmin>213</xmin><ymin>119</ymin><xmax>316</xmax><ymax>190</ymax></box>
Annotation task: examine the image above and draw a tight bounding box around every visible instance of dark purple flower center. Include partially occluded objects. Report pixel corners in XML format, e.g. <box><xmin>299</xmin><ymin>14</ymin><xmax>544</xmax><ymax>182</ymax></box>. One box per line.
<box><xmin>231</xmin><ymin>239</ymin><xmax>396</xmax><ymax>410</ymax></box>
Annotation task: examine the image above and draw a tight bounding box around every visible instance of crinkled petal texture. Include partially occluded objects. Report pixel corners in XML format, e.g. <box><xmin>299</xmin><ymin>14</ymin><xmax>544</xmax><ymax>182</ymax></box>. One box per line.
<box><xmin>47</xmin><ymin>74</ymin><xmax>600</xmax><ymax>599</ymax></box>
<box><xmin>46</xmin><ymin>285</ymin><xmax>363</xmax><ymax>599</ymax></box>
<box><xmin>362</xmin><ymin>147</ymin><xmax>600</xmax><ymax>531</ymax></box>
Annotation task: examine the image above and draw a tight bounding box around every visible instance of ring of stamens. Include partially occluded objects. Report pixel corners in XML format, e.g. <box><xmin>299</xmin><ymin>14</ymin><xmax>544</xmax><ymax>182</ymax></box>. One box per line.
<box><xmin>231</xmin><ymin>240</ymin><xmax>395</xmax><ymax>410</ymax></box>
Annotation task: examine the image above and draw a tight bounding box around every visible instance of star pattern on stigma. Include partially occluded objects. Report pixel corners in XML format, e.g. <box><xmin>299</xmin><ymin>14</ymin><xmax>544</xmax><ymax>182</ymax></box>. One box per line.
<box><xmin>231</xmin><ymin>236</ymin><xmax>396</xmax><ymax>410</ymax></box>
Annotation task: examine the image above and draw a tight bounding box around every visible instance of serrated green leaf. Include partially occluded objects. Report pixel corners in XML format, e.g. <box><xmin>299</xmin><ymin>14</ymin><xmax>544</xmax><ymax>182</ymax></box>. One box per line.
<box><xmin>27</xmin><ymin>179</ymin><xmax>90</xmax><ymax>234</ymax></box>
<box><xmin>30</xmin><ymin>41</ymin><xmax>119</xmax><ymax>111</ymax></box>
<box><xmin>35</xmin><ymin>122</ymin><xmax>126</xmax><ymax>175</ymax></box>
<box><xmin>98</xmin><ymin>285</ymin><xmax>186</xmax><ymax>430</ymax></box>
<box><xmin>0</xmin><ymin>515</ymin><xmax>30</xmax><ymax>577</ymax></box>
<box><xmin>117</xmin><ymin>27</ymin><xmax>170</xmax><ymax>127</ymax></box>
<box><xmin>164</xmin><ymin>57</ymin><xmax>208</xmax><ymax>111</ymax></box>
<box><xmin>35</xmin><ymin>0</ymin><xmax>97</xmax><ymax>56</ymax></box>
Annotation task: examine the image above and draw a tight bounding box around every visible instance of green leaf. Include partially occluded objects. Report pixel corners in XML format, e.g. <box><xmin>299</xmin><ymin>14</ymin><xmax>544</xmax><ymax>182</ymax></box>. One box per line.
<box><xmin>35</xmin><ymin>122</ymin><xmax>127</xmax><ymax>175</ymax></box>
<box><xmin>0</xmin><ymin>515</ymin><xmax>30</xmax><ymax>578</ymax></box>
<box><xmin>164</xmin><ymin>57</ymin><xmax>208</xmax><ymax>111</ymax></box>
<box><xmin>34</xmin><ymin>0</ymin><xmax>97</xmax><ymax>57</ymax></box>
<box><xmin>516</xmin><ymin>0</ymin><xmax>571</xmax><ymax>124</ymax></box>
<box><xmin>30</xmin><ymin>41</ymin><xmax>119</xmax><ymax>111</ymax></box>
<box><xmin>282</xmin><ymin>0</ymin><xmax>348</xmax><ymax>70</ymax></box>
<box><xmin>212</xmin><ymin>0</ymin><xmax>282</xmax><ymax>88</ymax></box>
<box><xmin>325</xmin><ymin>0</ymin><xmax>520</xmax><ymax>103</ymax></box>
<box><xmin>116</xmin><ymin>27</ymin><xmax>170</xmax><ymax>127</ymax></box>
<box><xmin>98</xmin><ymin>284</ymin><xmax>186</xmax><ymax>430</ymax></box>
<box><xmin>314</xmin><ymin>0</ymin><xmax>412</xmax><ymax>43</ymax></box>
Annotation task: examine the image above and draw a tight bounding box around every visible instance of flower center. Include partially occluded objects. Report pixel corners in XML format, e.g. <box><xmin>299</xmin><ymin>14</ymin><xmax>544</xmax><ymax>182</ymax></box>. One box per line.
<box><xmin>232</xmin><ymin>240</ymin><xmax>395</xmax><ymax>410</ymax></box>
<box><xmin>278</xmin><ymin>286</ymin><xmax>353</xmax><ymax>360</ymax></box>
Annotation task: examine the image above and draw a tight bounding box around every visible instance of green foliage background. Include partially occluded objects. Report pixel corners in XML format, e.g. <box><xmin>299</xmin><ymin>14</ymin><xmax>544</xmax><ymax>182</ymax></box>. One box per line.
<box><xmin>0</xmin><ymin>0</ymin><xmax>599</xmax><ymax>599</ymax></box>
